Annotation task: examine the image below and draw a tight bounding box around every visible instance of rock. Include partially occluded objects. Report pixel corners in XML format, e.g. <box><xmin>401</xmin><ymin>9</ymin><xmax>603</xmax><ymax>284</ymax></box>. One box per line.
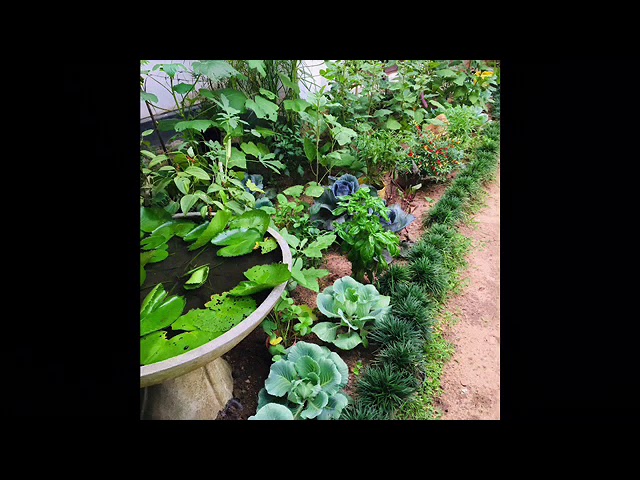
<box><xmin>142</xmin><ymin>357</ymin><xmax>234</xmax><ymax>420</ymax></box>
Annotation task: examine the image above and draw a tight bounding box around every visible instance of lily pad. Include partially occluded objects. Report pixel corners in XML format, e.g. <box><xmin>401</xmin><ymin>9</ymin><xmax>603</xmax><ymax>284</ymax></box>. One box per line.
<box><xmin>140</xmin><ymin>295</ymin><xmax>186</xmax><ymax>336</ymax></box>
<box><xmin>188</xmin><ymin>210</ymin><xmax>232</xmax><ymax>251</ymax></box>
<box><xmin>183</xmin><ymin>265</ymin><xmax>209</xmax><ymax>290</ymax></box>
<box><xmin>212</xmin><ymin>228</ymin><xmax>263</xmax><ymax>257</ymax></box>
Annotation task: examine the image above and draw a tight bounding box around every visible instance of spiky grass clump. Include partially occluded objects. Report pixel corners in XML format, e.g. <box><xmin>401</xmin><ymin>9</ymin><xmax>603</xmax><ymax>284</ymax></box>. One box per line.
<box><xmin>408</xmin><ymin>239</ymin><xmax>445</xmax><ymax>264</ymax></box>
<box><xmin>409</xmin><ymin>257</ymin><xmax>450</xmax><ymax>300</ymax></box>
<box><xmin>390</xmin><ymin>282</ymin><xmax>433</xmax><ymax>308</ymax></box>
<box><xmin>356</xmin><ymin>363</ymin><xmax>419</xmax><ymax>416</ymax></box>
<box><xmin>392</xmin><ymin>295</ymin><xmax>433</xmax><ymax>335</ymax></box>
<box><xmin>370</xmin><ymin>314</ymin><xmax>424</xmax><ymax>346</ymax></box>
<box><xmin>421</xmin><ymin>231</ymin><xmax>450</xmax><ymax>252</ymax></box>
<box><xmin>478</xmin><ymin>137</ymin><xmax>499</xmax><ymax>153</ymax></box>
<box><xmin>339</xmin><ymin>401</ymin><xmax>389</xmax><ymax>420</ymax></box>
<box><xmin>425</xmin><ymin>194</ymin><xmax>466</xmax><ymax>227</ymax></box>
<box><xmin>451</xmin><ymin>175</ymin><xmax>482</xmax><ymax>198</ymax></box>
<box><xmin>376</xmin><ymin>339</ymin><xmax>424</xmax><ymax>373</ymax></box>
<box><xmin>376</xmin><ymin>263</ymin><xmax>412</xmax><ymax>296</ymax></box>
<box><xmin>428</xmin><ymin>222</ymin><xmax>457</xmax><ymax>241</ymax></box>
<box><xmin>482</xmin><ymin>121</ymin><xmax>500</xmax><ymax>141</ymax></box>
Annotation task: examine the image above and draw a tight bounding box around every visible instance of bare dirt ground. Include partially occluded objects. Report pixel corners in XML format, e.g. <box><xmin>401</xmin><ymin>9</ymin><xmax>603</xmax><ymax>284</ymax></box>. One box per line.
<box><xmin>435</xmin><ymin>165</ymin><xmax>500</xmax><ymax>420</ymax></box>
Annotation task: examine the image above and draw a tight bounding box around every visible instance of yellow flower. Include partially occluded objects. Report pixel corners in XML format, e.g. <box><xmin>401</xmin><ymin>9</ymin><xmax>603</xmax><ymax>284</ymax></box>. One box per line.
<box><xmin>480</xmin><ymin>71</ymin><xmax>494</xmax><ymax>78</ymax></box>
<box><xmin>269</xmin><ymin>336</ymin><xmax>283</xmax><ymax>346</ymax></box>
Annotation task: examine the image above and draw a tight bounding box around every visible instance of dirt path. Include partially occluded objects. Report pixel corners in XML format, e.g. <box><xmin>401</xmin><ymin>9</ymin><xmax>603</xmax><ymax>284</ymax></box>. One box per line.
<box><xmin>436</xmin><ymin>165</ymin><xmax>500</xmax><ymax>420</ymax></box>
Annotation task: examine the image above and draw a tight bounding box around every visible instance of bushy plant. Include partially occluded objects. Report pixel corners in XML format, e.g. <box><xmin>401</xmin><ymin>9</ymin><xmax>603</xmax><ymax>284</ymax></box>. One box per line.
<box><xmin>409</xmin><ymin>257</ymin><xmax>450</xmax><ymax>300</ymax></box>
<box><xmin>376</xmin><ymin>339</ymin><xmax>424</xmax><ymax>373</ymax></box>
<box><xmin>312</xmin><ymin>276</ymin><xmax>391</xmax><ymax>350</ymax></box>
<box><xmin>399</xmin><ymin>128</ymin><xmax>464</xmax><ymax>182</ymax></box>
<box><xmin>356</xmin><ymin>363</ymin><xmax>418</xmax><ymax>416</ymax></box>
<box><xmin>376</xmin><ymin>264</ymin><xmax>412</xmax><ymax>296</ymax></box>
<box><xmin>407</xmin><ymin>239</ymin><xmax>445</xmax><ymax>264</ymax></box>
<box><xmin>249</xmin><ymin>341</ymin><xmax>350</xmax><ymax>420</ymax></box>
<box><xmin>332</xmin><ymin>187</ymin><xmax>401</xmax><ymax>282</ymax></box>
<box><xmin>339</xmin><ymin>401</ymin><xmax>389</xmax><ymax>420</ymax></box>
<box><xmin>425</xmin><ymin>194</ymin><xmax>466</xmax><ymax>227</ymax></box>
<box><xmin>369</xmin><ymin>314</ymin><xmax>425</xmax><ymax>346</ymax></box>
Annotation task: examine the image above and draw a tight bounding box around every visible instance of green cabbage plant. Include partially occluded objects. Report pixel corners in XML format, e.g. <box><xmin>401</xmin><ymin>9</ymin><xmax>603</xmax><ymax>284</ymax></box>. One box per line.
<box><xmin>249</xmin><ymin>341</ymin><xmax>350</xmax><ymax>420</ymax></box>
<box><xmin>311</xmin><ymin>276</ymin><xmax>391</xmax><ymax>350</ymax></box>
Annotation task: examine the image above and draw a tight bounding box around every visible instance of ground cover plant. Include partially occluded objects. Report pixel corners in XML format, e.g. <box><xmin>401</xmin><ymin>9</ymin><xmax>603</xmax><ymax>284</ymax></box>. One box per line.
<box><xmin>140</xmin><ymin>59</ymin><xmax>500</xmax><ymax>420</ymax></box>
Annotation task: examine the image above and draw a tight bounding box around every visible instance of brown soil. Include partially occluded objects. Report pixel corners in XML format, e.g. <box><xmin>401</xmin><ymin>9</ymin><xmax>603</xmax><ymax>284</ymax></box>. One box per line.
<box><xmin>217</xmin><ymin>166</ymin><xmax>500</xmax><ymax>420</ymax></box>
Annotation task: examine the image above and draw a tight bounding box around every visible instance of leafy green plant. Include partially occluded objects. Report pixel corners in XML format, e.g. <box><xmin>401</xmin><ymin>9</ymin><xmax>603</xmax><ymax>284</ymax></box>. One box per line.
<box><xmin>409</xmin><ymin>257</ymin><xmax>450</xmax><ymax>301</ymax></box>
<box><xmin>369</xmin><ymin>314</ymin><xmax>425</xmax><ymax>347</ymax></box>
<box><xmin>376</xmin><ymin>264</ymin><xmax>412</xmax><ymax>296</ymax></box>
<box><xmin>312</xmin><ymin>276</ymin><xmax>391</xmax><ymax>350</ymax></box>
<box><xmin>376</xmin><ymin>339</ymin><xmax>424</xmax><ymax>373</ymax></box>
<box><xmin>400</xmin><ymin>127</ymin><xmax>465</xmax><ymax>182</ymax></box>
<box><xmin>249</xmin><ymin>341</ymin><xmax>350</xmax><ymax>420</ymax></box>
<box><xmin>261</xmin><ymin>290</ymin><xmax>317</xmax><ymax>359</ymax></box>
<box><xmin>332</xmin><ymin>187</ymin><xmax>401</xmax><ymax>282</ymax></box>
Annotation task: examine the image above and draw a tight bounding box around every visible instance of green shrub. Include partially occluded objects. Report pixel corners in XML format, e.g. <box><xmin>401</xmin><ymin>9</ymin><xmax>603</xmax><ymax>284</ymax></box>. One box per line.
<box><xmin>376</xmin><ymin>339</ymin><xmax>424</xmax><ymax>373</ymax></box>
<box><xmin>408</xmin><ymin>239</ymin><xmax>445</xmax><ymax>264</ymax></box>
<box><xmin>370</xmin><ymin>314</ymin><xmax>425</xmax><ymax>346</ymax></box>
<box><xmin>409</xmin><ymin>257</ymin><xmax>450</xmax><ymax>300</ymax></box>
<box><xmin>376</xmin><ymin>263</ymin><xmax>412</xmax><ymax>295</ymax></box>
<box><xmin>339</xmin><ymin>401</ymin><xmax>389</xmax><ymax>420</ymax></box>
<box><xmin>356</xmin><ymin>363</ymin><xmax>419</xmax><ymax>416</ymax></box>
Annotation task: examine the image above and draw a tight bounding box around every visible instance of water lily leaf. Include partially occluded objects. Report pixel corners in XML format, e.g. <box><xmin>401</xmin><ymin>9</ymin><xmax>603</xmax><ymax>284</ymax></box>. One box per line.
<box><xmin>140</xmin><ymin>248</ymin><xmax>168</xmax><ymax>266</ymax></box>
<box><xmin>183</xmin><ymin>265</ymin><xmax>209</xmax><ymax>290</ymax></box>
<box><xmin>140</xmin><ymin>235</ymin><xmax>168</xmax><ymax>251</ymax></box>
<box><xmin>140</xmin><ymin>295</ymin><xmax>186</xmax><ymax>336</ymax></box>
<box><xmin>258</xmin><ymin>237</ymin><xmax>278</xmax><ymax>254</ymax></box>
<box><xmin>143</xmin><ymin>330</ymin><xmax>217</xmax><ymax>365</ymax></box>
<box><xmin>140</xmin><ymin>283</ymin><xmax>168</xmax><ymax>317</ymax></box>
<box><xmin>140</xmin><ymin>331</ymin><xmax>167</xmax><ymax>365</ymax></box>
<box><xmin>228</xmin><ymin>209</ymin><xmax>270</xmax><ymax>236</ymax></box>
<box><xmin>203</xmin><ymin>292</ymin><xmax>257</xmax><ymax>329</ymax></box>
<box><xmin>140</xmin><ymin>265</ymin><xmax>146</xmax><ymax>286</ymax></box>
<box><xmin>228</xmin><ymin>263</ymin><xmax>291</xmax><ymax>296</ymax></box>
<box><xmin>182</xmin><ymin>222</ymin><xmax>209</xmax><ymax>242</ymax></box>
<box><xmin>140</xmin><ymin>207</ymin><xmax>173</xmax><ymax>232</ymax></box>
<box><xmin>188</xmin><ymin>210</ymin><xmax>232</xmax><ymax>251</ymax></box>
<box><xmin>214</xmin><ymin>229</ymin><xmax>263</xmax><ymax>257</ymax></box>
<box><xmin>173</xmin><ymin>221</ymin><xmax>197</xmax><ymax>237</ymax></box>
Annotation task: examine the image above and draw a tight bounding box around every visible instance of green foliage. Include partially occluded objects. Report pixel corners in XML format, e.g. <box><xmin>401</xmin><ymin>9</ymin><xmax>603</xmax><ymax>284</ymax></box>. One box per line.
<box><xmin>376</xmin><ymin>264</ymin><xmax>412</xmax><ymax>296</ymax></box>
<box><xmin>182</xmin><ymin>265</ymin><xmax>210</xmax><ymax>290</ymax></box>
<box><xmin>409</xmin><ymin>257</ymin><xmax>450</xmax><ymax>301</ymax></box>
<box><xmin>376</xmin><ymin>339</ymin><xmax>424</xmax><ymax>373</ymax></box>
<box><xmin>313</xmin><ymin>276</ymin><xmax>391</xmax><ymax>350</ymax></box>
<box><xmin>407</xmin><ymin>239</ymin><xmax>445</xmax><ymax>264</ymax></box>
<box><xmin>399</xmin><ymin>129</ymin><xmax>464</xmax><ymax>182</ymax></box>
<box><xmin>339</xmin><ymin>401</ymin><xmax>390</xmax><ymax>420</ymax></box>
<box><xmin>332</xmin><ymin>187</ymin><xmax>401</xmax><ymax>282</ymax></box>
<box><xmin>262</xmin><ymin>290</ymin><xmax>317</xmax><ymax>359</ymax></box>
<box><xmin>356</xmin><ymin>363</ymin><xmax>418</xmax><ymax>416</ymax></box>
<box><xmin>250</xmin><ymin>341</ymin><xmax>350</xmax><ymax>420</ymax></box>
<box><xmin>425</xmin><ymin>194</ymin><xmax>466</xmax><ymax>227</ymax></box>
<box><xmin>369</xmin><ymin>314</ymin><xmax>424</xmax><ymax>347</ymax></box>
<box><xmin>228</xmin><ymin>263</ymin><xmax>291</xmax><ymax>296</ymax></box>
<box><xmin>352</xmin><ymin>128</ymin><xmax>406</xmax><ymax>185</ymax></box>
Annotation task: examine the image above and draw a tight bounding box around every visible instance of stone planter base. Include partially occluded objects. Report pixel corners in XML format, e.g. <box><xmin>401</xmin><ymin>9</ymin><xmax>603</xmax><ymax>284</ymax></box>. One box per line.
<box><xmin>141</xmin><ymin>357</ymin><xmax>233</xmax><ymax>420</ymax></box>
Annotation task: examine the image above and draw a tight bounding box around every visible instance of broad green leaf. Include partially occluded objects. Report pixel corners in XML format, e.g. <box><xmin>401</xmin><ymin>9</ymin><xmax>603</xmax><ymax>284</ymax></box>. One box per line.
<box><xmin>140</xmin><ymin>295</ymin><xmax>186</xmax><ymax>336</ymax></box>
<box><xmin>157</xmin><ymin>118</ymin><xmax>180</xmax><ymax>132</ymax></box>
<box><xmin>302</xmin><ymin>234</ymin><xmax>336</xmax><ymax>258</ymax></box>
<box><xmin>282</xmin><ymin>185</ymin><xmax>304</xmax><ymax>197</ymax></box>
<box><xmin>140</xmin><ymin>331</ymin><xmax>167</xmax><ymax>365</ymax></box>
<box><xmin>249</xmin><ymin>403</ymin><xmax>294</xmax><ymax>420</ymax></box>
<box><xmin>384</xmin><ymin>118</ymin><xmax>401</xmax><ymax>130</ymax></box>
<box><xmin>373</xmin><ymin>108</ymin><xmax>393</xmax><ymax>118</ymax></box>
<box><xmin>243</xmin><ymin>262</ymin><xmax>291</xmax><ymax>285</ymax></box>
<box><xmin>188</xmin><ymin>209</ymin><xmax>232</xmax><ymax>251</ymax></box>
<box><xmin>212</xmin><ymin>228</ymin><xmax>262</xmax><ymax>257</ymax></box>
<box><xmin>311</xmin><ymin>322</ymin><xmax>339</xmax><ymax>343</ymax></box>
<box><xmin>173</xmin><ymin>176</ymin><xmax>190</xmax><ymax>195</ymax></box>
<box><xmin>246</xmin><ymin>95</ymin><xmax>279</xmax><ymax>122</ymax></box>
<box><xmin>264</xmin><ymin>360</ymin><xmax>298</xmax><ymax>397</ymax></box>
<box><xmin>429</xmin><ymin>100</ymin><xmax>446</xmax><ymax>110</ymax></box>
<box><xmin>426</xmin><ymin>118</ymin><xmax>447</xmax><ymax>126</ymax></box>
<box><xmin>180</xmin><ymin>194</ymin><xmax>198</xmax><ymax>215</ymax></box>
<box><xmin>140</xmin><ymin>92</ymin><xmax>159</xmax><ymax>104</ymax></box>
<box><xmin>245</xmin><ymin>179</ymin><xmax>264</xmax><ymax>194</ymax></box>
<box><xmin>303</xmin><ymin>137</ymin><xmax>316</xmax><ymax>162</ymax></box>
<box><xmin>469</xmin><ymin>93</ymin><xmax>478</xmax><ymax>104</ymax></box>
<box><xmin>278</xmin><ymin>72</ymin><xmax>300</xmax><ymax>95</ymax></box>
<box><xmin>283</xmin><ymin>98</ymin><xmax>311</xmax><ymax>112</ymax></box>
<box><xmin>184</xmin><ymin>166</ymin><xmax>211</xmax><ymax>181</ymax></box>
<box><xmin>259</xmin><ymin>237</ymin><xmax>278</xmax><ymax>254</ymax></box>
<box><xmin>143</xmin><ymin>330</ymin><xmax>217</xmax><ymax>365</ymax></box>
<box><xmin>228</xmin><ymin>147</ymin><xmax>247</xmax><ymax>169</ymax></box>
<box><xmin>140</xmin><ymin>235</ymin><xmax>168</xmax><ymax>251</ymax></box>
<box><xmin>192</xmin><ymin>60</ymin><xmax>238</xmax><ymax>83</ymax></box>
<box><xmin>174</xmin><ymin>120</ymin><xmax>216</xmax><ymax>133</ymax></box>
<box><xmin>333</xmin><ymin>126</ymin><xmax>357</xmax><ymax>146</ymax></box>
<box><xmin>141</xmin><ymin>129</ymin><xmax>154</xmax><ymax>137</ymax></box>
<box><xmin>148</xmin><ymin>154</ymin><xmax>168</xmax><ymax>168</ymax></box>
<box><xmin>153</xmin><ymin>63</ymin><xmax>187</xmax><ymax>78</ymax></box>
<box><xmin>228</xmin><ymin>209</ymin><xmax>270</xmax><ymax>236</ymax></box>
<box><xmin>183</xmin><ymin>265</ymin><xmax>210</xmax><ymax>290</ymax></box>
<box><xmin>254</xmin><ymin>127</ymin><xmax>276</xmax><ymax>137</ymax></box>
<box><xmin>259</xmin><ymin>88</ymin><xmax>277</xmax><ymax>100</ymax></box>
<box><xmin>172</xmin><ymin>83</ymin><xmax>195</xmax><ymax>95</ymax></box>
<box><xmin>140</xmin><ymin>248</ymin><xmax>168</xmax><ymax>266</ymax></box>
<box><xmin>304</xmin><ymin>184</ymin><xmax>324</xmax><ymax>197</ymax></box>
<box><xmin>291</xmin><ymin>264</ymin><xmax>329</xmax><ymax>292</ymax></box>
<box><xmin>415</xmin><ymin>109</ymin><xmax>424</xmax><ymax>124</ymax></box>
<box><xmin>453</xmin><ymin>74</ymin><xmax>466</xmax><ymax>86</ymax></box>
<box><xmin>333</xmin><ymin>331</ymin><xmax>363</xmax><ymax>350</ymax></box>
<box><xmin>140</xmin><ymin>283</ymin><xmax>168</xmax><ymax>317</ymax></box>
<box><xmin>140</xmin><ymin>206</ymin><xmax>172</xmax><ymax>232</ymax></box>
<box><xmin>436</xmin><ymin>68</ymin><xmax>456</xmax><ymax>78</ymax></box>
<box><xmin>182</xmin><ymin>222</ymin><xmax>209</xmax><ymax>242</ymax></box>
<box><xmin>192</xmin><ymin>191</ymin><xmax>213</xmax><ymax>205</ymax></box>
<box><xmin>248</xmin><ymin>60</ymin><xmax>266</xmax><ymax>77</ymax></box>
<box><xmin>278</xmin><ymin>227</ymin><xmax>300</xmax><ymax>249</ymax></box>
<box><xmin>240</xmin><ymin>141</ymin><xmax>262</xmax><ymax>158</ymax></box>
<box><xmin>203</xmin><ymin>292</ymin><xmax>256</xmax><ymax>330</ymax></box>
